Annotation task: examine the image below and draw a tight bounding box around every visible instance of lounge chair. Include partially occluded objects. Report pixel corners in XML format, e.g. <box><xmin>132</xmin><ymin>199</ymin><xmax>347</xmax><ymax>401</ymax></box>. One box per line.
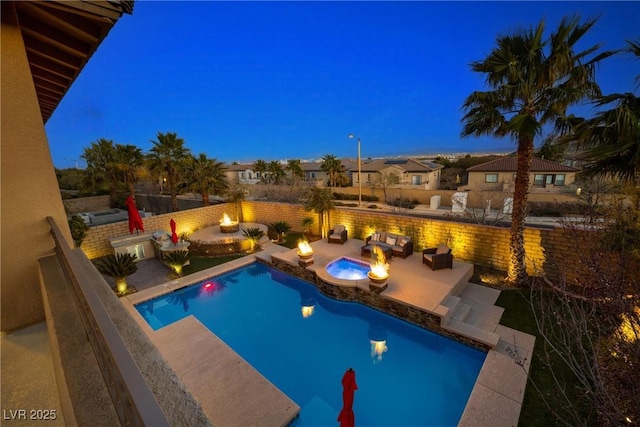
<box><xmin>328</xmin><ymin>225</ymin><xmax>348</xmax><ymax>244</ymax></box>
<box><xmin>422</xmin><ymin>244</ymin><xmax>453</xmax><ymax>270</ymax></box>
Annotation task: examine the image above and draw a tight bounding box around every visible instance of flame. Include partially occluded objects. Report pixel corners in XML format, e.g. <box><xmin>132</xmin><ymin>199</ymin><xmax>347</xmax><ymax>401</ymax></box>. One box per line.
<box><xmin>369</xmin><ymin>245</ymin><xmax>389</xmax><ymax>279</ymax></box>
<box><xmin>370</xmin><ymin>339</ymin><xmax>388</xmax><ymax>363</ymax></box>
<box><xmin>297</xmin><ymin>239</ymin><xmax>313</xmax><ymax>256</ymax></box>
<box><xmin>301</xmin><ymin>305</ymin><xmax>315</xmax><ymax>318</ymax></box>
<box><xmin>220</xmin><ymin>213</ymin><xmax>232</xmax><ymax>225</ymax></box>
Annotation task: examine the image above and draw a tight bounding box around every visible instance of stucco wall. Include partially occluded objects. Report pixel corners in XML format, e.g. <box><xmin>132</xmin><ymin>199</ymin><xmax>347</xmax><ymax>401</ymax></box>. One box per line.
<box><xmin>64</xmin><ymin>195</ymin><xmax>111</xmax><ymax>214</ymax></box>
<box><xmin>1</xmin><ymin>16</ymin><xmax>73</xmax><ymax>331</ymax></box>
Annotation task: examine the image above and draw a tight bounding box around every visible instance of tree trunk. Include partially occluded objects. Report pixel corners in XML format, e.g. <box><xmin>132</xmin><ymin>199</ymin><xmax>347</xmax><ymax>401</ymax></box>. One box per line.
<box><xmin>109</xmin><ymin>183</ymin><xmax>118</xmax><ymax>208</ymax></box>
<box><xmin>128</xmin><ymin>181</ymin><xmax>136</xmax><ymax>200</ymax></box>
<box><xmin>169</xmin><ymin>179</ymin><xmax>178</xmax><ymax>212</ymax></box>
<box><xmin>202</xmin><ymin>192</ymin><xmax>209</xmax><ymax>207</ymax></box>
<box><xmin>508</xmin><ymin>138</ymin><xmax>534</xmax><ymax>285</ymax></box>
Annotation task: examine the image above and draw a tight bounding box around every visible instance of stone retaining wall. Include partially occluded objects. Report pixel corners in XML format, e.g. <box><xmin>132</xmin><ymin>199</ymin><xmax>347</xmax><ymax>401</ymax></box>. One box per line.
<box><xmin>269</xmin><ymin>257</ymin><xmax>491</xmax><ymax>352</ymax></box>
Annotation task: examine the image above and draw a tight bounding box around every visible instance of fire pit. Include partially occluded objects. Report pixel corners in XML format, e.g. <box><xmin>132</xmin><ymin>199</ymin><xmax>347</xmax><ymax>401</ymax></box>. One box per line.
<box><xmin>219</xmin><ymin>213</ymin><xmax>239</xmax><ymax>233</ymax></box>
<box><xmin>368</xmin><ymin>245</ymin><xmax>390</xmax><ymax>292</ymax></box>
<box><xmin>297</xmin><ymin>239</ymin><xmax>314</xmax><ymax>266</ymax></box>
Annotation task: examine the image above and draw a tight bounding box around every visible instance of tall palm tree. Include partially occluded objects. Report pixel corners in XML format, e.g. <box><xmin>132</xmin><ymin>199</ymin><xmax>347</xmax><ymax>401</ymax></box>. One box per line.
<box><xmin>304</xmin><ymin>187</ymin><xmax>334</xmax><ymax>238</ymax></box>
<box><xmin>286</xmin><ymin>159</ymin><xmax>304</xmax><ymax>185</ymax></box>
<box><xmin>461</xmin><ymin>15</ymin><xmax>612</xmax><ymax>284</ymax></box>
<box><xmin>82</xmin><ymin>138</ymin><xmax>119</xmax><ymax>207</ymax></box>
<box><xmin>320</xmin><ymin>154</ymin><xmax>342</xmax><ymax>187</ymax></box>
<box><xmin>147</xmin><ymin>132</ymin><xmax>191</xmax><ymax>212</ymax></box>
<box><xmin>115</xmin><ymin>144</ymin><xmax>144</xmax><ymax>199</ymax></box>
<box><xmin>253</xmin><ymin>159</ymin><xmax>268</xmax><ymax>184</ymax></box>
<box><xmin>184</xmin><ymin>153</ymin><xmax>229</xmax><ymax>206</ymax></box>
<box><xmin>570</xmin><ymin>40</ymin><xmax>640</xmax><ymax>197</ymax></box>
<box><xmin>267</xmin><ymin>160</ymin><xmax>286</xmax><ymax>185</ymax></box>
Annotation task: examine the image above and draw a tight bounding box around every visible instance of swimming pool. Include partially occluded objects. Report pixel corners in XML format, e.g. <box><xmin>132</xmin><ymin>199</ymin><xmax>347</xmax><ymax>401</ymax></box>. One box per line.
<box><xmin>325</xmin><ymin>256</ymin><xmax>370</xmax><ymax>280</ymax></box>
<box><xmin>135</xmin><ymin>262</ymin><xmax>485</xmax><ymax>426</ymax></box>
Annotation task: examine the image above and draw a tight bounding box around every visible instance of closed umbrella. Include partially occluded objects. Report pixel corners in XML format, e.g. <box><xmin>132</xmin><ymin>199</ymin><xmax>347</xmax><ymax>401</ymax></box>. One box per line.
<box><xmin>337</xmin><ymin>368</ymin><xmax>358</xmax><ymax>427</ymax></box>
<box><xmin>125</xmin><ymin>196</ymin><xmax>144</xmax><ymax>234</ymax></box>
<box><xmin>170</xmin><ymin>218</ymin><xmax>179</xmax><ymax>244</ymax></box>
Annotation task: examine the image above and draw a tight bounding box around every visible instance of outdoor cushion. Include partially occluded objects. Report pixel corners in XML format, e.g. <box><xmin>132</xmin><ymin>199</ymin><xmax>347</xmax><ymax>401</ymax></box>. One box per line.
<box><xmin>385</xmin><ymin>235</ymin><xmax>396</xmax><ymax>246</ymax></box>
<box><xmin>398</xmin><ymin>236</ymin><xmax>410</xmax><ymax>247</ymax></box>
<box><xmin>436</xmin><ymin>244</ymin><xmax>450</xmax><ymax>255</ymax></box>
<box><xmin>371</xmin><ymin>233</ymin><xmax>380</xmax><ymax>242</ymax></box>
<box><xmin>334</xmin><ymin>224</ymin><xmax>345</xmax><ymax>233</ymax></box>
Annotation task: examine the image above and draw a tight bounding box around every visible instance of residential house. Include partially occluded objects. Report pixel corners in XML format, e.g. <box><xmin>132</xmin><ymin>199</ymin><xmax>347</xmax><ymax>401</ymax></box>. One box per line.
<box><xmin>355</xmin><ymin>158</ymin><xmax>443</xmax><ymax>190</ymax></box>
<box><xmin>460</xmin><ymin>157</ymin><xmax>579</xmax><ymax>193</ymax></box>
<box><xmin>225</xmin><ymin>163</ymin><xmax>261</xmax><ymax>184</ymax></box>
<box><xmin>302</xmin><ymin>159</ymin><xmax>356</xmax><ymax>187</ymax></box>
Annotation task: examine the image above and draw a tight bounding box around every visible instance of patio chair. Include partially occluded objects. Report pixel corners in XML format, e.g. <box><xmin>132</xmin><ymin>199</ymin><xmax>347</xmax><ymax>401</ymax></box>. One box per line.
<box><xmin>422</xmin><ymin>244</ymin><xmax>453</xmax><ymax>271</ymax></box>
<box><xmin>328</xmin><ymin>224</ymin><xmax>348</xmax><ymax>244</ymax></box>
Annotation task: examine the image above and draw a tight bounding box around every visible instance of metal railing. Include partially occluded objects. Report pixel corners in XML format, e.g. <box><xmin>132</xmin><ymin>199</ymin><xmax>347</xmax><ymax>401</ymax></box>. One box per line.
<box><xmin>47</xmin><ymin>217</ymin><xmax>169</xmax><ymax>426</ymax></box>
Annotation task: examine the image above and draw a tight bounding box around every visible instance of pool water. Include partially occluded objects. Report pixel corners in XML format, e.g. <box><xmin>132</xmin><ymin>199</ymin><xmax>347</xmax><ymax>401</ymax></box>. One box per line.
<box><xmin>135</xmin><ymin>263</ymin><xmax>485</xmax><ymax>426</ymax></box>
<box><xmin>325</xmin><ymin>257</ymin><xmax>370</xmax><ymax>280</ymax></box>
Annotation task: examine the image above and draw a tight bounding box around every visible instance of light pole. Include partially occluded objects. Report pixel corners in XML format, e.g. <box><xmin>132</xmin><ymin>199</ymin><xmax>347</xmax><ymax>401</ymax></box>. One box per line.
<box><xmin>347</xmin><ymin>134</ymin><xmax>362</xmax><ymax>207</ymax></box>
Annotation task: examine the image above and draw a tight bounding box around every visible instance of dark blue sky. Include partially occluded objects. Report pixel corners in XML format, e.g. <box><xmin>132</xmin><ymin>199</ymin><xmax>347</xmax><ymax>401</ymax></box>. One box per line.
<box><xmin>46</xmin><ymin>1</ymin><xmax>639</xmax><ymax>168</ymax></box>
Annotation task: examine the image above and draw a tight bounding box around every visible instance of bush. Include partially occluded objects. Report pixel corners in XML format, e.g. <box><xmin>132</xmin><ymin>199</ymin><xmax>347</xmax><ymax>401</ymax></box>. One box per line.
<box><xmin>527</xmin><ymin>201</ymin><xmax>589</xmax><ymax>217</ymax></box>
<box><xmin>389</xmin><ymin>197</ymin><xmax>419</xmax><ymax>209</ymax></box>
<box><xmin>334</xmin><ymin>202</ymin><xmax>358</xmax><ymax>207</ymax></box>
<box><xmin>68</xmin><ymin>215</ymin><xmax>89</xmax><ymax>247</ymax></box>
<box><xmin>332</xmin><ymin>192</ymin><xmax>379</xmax><ymax>202</ymax></box>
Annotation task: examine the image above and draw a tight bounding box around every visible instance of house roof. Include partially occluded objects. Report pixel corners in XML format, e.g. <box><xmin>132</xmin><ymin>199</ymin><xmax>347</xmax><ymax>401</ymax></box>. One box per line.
<box><xmin>5</xmin><ymin>1</ymin><xmax>134</xmax><ymax>123</ymax></box>
<box><xmin>358</xmin><ymin>158</ymin><xmax>444</xmax><ymax>173</ymax></box>
<box><xmin>225</xmin><ymin>163</ymin><xmax>254</xmax><ymax>171</ymax></box>
<box><xmin>466</xmin><ymin>157</ymin><xmax>579</xmax><ymax>173</ymax></box>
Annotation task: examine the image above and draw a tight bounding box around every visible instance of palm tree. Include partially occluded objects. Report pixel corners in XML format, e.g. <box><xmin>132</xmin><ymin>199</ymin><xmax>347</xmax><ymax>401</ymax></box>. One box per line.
<box><xmin>570</xmin><ymin>40</ymin><xmax>640</xmax><ymax>198</ymax></box>
<box><xmin>242</xmin><ymin>227</ymin><xmax>265</xmax><ymax>253</ymax></box>
<box><xmin>82</xmin><ymin>138</ymin><xmax>119</xmax><ymax>207</ymax></box>
<box><xmin>286</xmin><ymin>159</ymin><xmax>304</xmax><ymax>185</ymax></box>
<box><xmin>461</xmin><ymin>15</ymin><xmax>612</xmax><ymax>284</ymax></box>
<box><xmin>253</xmin><ymin>159</ymin><xmax>268</xmax><ymax>184</ymax></box>
<box><xmin>320</xmin><ymin>154</ymin><xmax>342</xmax><ymax>187</ymax></box>
<box><xmin>304</xmin><ymin>187</ymin><xmax>334</xmax><ymax>238</ymax></box>
<box><xmin>267</xmin><ymin>160</ymin><xmax>286</xmax><ymax>185</ymax></box>
<box><xmin>184</xmin><ymin>153</ymin><xmax>229</xmax><ymax>206</ymax></box>
<box><xmin>147</xmin><ymin>132</ymin><xmax>191</xmax><ymax>212</ymax></box>
<box><xmin>115</xmin><ymin>144</ymin><xmax>144</xmax><ymax>199</ymax></box>
<box><xmin>226</xmin><ymin>184</ymin><xmax>247</xmax><ymax>222</ymax></box>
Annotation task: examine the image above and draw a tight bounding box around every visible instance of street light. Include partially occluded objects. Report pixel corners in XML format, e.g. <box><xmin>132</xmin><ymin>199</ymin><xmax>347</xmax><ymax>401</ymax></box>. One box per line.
<box><xmin>347</xmin><ymin>134</ymin><xmax>362</xmax><ymax>207</ymax></box>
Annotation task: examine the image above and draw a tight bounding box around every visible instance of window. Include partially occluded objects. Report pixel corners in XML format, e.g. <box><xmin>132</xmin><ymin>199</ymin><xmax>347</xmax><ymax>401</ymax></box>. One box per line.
<box><xmin>240</xmin><ymin>172</ymin><xmax>245</xmax><ymax>179</ymax></box>
<box><xmin>485</xmin><ymin>173</ymin><xmax>498</xmax><ymax>183</ymax></box>
<box><xmin>555</xmin><ymin>174</ymin><xmax>566</xmax><ymax>186</ymax></box>
<box><xmin>311</xmin><ymin>172</ymin><xmax>316</xmax><ymax>179</ymax></box>
<box><xmin>411</xmin><ymin>175</ymin><xmax>422</xmax><ymax>185</ymax></box>
<box><xmin>534</xmin><ymin>174</ymin><xmax>544</xmax><ymax>186</ymax></box>
<box><xmin>367</xmin><ymin>173</ymin><xmax>372</xmax><ymax>182</ymax></box>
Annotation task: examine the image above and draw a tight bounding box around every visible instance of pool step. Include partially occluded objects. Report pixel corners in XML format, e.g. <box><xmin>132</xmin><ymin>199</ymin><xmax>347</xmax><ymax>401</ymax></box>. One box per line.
<box><xmin>443</xmin><ymin>318</ymin><xmax>500</xmax><ymax>348</ymax></box>
<box><xmin>450</xmin><ymin>302</ymin><xmax>472</xmax><ymax>322</ymax></box>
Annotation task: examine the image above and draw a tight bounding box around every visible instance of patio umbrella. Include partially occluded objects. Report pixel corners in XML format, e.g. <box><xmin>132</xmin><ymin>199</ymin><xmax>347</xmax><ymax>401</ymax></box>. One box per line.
<box><xmin>337</xmin><ymin>368</ymin><xmax>358</xmax><ymax>427</ymax></box>
<box><xmin>170</xmin><ymin>218</ymin><xmax>179</xmax><ymax>244</ymax></box>
<box><xmin>125</xmin><ymin>196</ymin><xmax>144</xmax><ymax>234</ymax></box>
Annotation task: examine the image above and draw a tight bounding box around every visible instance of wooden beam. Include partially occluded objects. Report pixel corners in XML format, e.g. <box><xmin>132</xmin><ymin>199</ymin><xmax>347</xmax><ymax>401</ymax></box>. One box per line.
<box><xmin>19</xmin><ymin>2</ymin><xmax>100</xmax><ymax>43</ymax></box>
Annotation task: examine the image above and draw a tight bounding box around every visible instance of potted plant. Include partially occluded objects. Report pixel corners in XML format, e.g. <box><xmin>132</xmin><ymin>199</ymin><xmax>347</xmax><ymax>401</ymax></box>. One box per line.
<box><xmin>94</xmin><ymin>253</ymin><xmax>138</xmax><ymax>296</ymax></box>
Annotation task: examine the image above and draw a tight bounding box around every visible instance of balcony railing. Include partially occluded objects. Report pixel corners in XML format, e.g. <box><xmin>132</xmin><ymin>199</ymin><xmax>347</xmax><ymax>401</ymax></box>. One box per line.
<box><xmin>47</xmin><ymin>217</ymin><xmax>169</xmax><ymax>426</ymax></box>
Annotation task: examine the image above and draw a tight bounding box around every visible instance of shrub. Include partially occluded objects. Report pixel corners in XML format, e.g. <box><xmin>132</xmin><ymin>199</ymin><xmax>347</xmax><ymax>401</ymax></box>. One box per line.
<box><xmin>332</xmin><ymin>192</ymin><xmax>379</xmax><ymax>202</ymax></box>
<box><xmin>268</xmin><ymin>220</ymin><xmax>292</xmax><ymax>243</ymax></box>
<box><xmin>242</xmin><ymin>227</ymin><xmax>265</xmax><ymax>252</ymax></box>
<box><xmin>389</xmin><ymin>197</ymin><xmax>419</xmax><ymax>209</ymax></box>
<box><xmin>161</xmin><ymin>250</ymin><xmax>190</xmax><ymax>277</ymax></box>
<box><xmin>94</xmin><ymin>253</ymin><xmax>138</xmax><ymax>295</ymax></box>
<box><xmin>68</xmin><ymin>215</ymin><xmax>89</xmax><ymax>247</ymax></box>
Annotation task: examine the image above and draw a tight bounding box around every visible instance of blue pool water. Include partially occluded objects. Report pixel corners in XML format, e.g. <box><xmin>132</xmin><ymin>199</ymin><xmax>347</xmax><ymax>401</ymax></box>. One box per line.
<box><xmin>135</xmin><ymin>263</ymin><xmax>485</xmax><ymax>426</ymax></box>
<box><xmin>325</xmin><ymin>256</ymin><xmax>370</xmax><ymax>280</ymax></box>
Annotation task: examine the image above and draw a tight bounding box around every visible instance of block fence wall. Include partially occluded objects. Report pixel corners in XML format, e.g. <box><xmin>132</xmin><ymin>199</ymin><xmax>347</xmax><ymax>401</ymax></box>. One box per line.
<box><xmin>81</xmin><ymin>200</ymin><xmax>574</xmax><ymax>279</ymax></box>
<box><xmin>64</xmin><ymin>195</ymin><xmax>111</xmax><ymax>214</ymax></box>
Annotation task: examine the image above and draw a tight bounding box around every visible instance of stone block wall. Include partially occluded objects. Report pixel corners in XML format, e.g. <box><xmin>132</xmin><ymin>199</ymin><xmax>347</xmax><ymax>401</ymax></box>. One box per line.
<box><xmin>81</xmin><ymin>200</ymin><xmax>573</xmax><ymax>280</ymax></box>
<box><xmin>64</xmin><ymin>195</ymin><xmax>111</xmax><ymax>214</ymax></box>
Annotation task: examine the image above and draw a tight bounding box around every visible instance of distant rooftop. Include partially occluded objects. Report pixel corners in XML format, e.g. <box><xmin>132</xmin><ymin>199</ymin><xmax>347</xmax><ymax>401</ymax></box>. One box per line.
<box><xmin>467</xmin><ymin>157</ymin><xmax>579</xmax><ymax>173</ymax></box>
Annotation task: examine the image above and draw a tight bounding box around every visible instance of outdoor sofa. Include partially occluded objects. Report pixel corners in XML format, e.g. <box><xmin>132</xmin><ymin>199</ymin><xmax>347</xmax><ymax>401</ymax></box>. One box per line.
<box><xmin>361</xmin><ymin>231</ymin><xmax>414</xmax><ymax>259</ymax></box>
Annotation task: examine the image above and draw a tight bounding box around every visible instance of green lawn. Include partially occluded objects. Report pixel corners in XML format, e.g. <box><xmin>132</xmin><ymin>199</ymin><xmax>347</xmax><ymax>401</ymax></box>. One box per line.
<box><xmin>182</xmin><ymin>254</ymin><xmax>246</xmax><ymax>275</ymax></box>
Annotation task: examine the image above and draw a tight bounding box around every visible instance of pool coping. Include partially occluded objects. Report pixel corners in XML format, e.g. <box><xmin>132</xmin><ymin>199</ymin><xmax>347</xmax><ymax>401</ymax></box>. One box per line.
<box><xmin>123</xmin><ymin>243</ymin><xmax>535</xmax><ymax>427</ymax></box>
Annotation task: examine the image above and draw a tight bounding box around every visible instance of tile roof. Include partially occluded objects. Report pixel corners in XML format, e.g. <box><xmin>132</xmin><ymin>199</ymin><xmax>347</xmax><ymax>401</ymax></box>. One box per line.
<box><xmin>358</xmin><ymin>158</ymin><xmax>443</xmax><ymax>173</ymax></box>
<box><xmin>466</xmin><ymin>157</ymin><xmax>579</xmax><ymax>172</ymax></box>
